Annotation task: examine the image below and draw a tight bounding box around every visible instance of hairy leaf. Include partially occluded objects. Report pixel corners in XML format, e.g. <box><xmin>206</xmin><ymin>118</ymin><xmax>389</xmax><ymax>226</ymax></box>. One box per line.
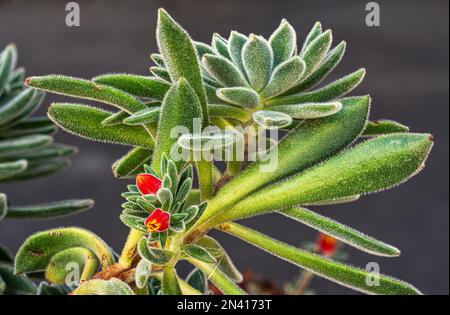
<box><xmin>203</xmin><ymin>54</ymin><xmax>248</xmax><ymax>87</ymax></box>
<box><xmin>363</xmin><ymin>120</ymin><xmax>410</xmax><ymax>136</ymax></box>
<box><xmin>0</xmin><ymin>135</ymin><xmax>52</xmax><ymax>158</ymax></box>
<box><xmin>228</xmin><ymin>31</ymin><xmax>248</xmax><ymax>76</ymax></box>
<box><xmin>214</xmin><ymin>133</ymin><xmax>433</xmax><ymax>224</ymax></box>
<box><xmin>157</xmin><ymin>8</ymin><xmax>208</xmax><ymax>125</ymax></box>
<box><xmin>112</xmin><ymin>147</ymin><xmax>153</xmax><ymax>178</ymax></box>
<box><xmin>300</xmin><ymin>30</ymin><xmax>332</xmax><ymax>79</ymax></box>
<box><xmin>269</xmin><ymin>19</ymin><xmax>297</xmax><ymax>67</ymax></box>
<box><xmin>15</xmin><ymin>227</ymin><xmax>115</xmax><ymax>275</ymax></box>
<box><xmin>242</xmin><ymin>35</ymin><xmax>273</xmax><ymax>91</ymax></box>
<box><xmin>73</xmin><ymin>278</ymin><xmax>134</xmax><ymax>295</ymax></box>
<box><xmin>253</xmin><ymin>110</ymin><xmax>293</xmax><ymax>129</ymax></box>
<box><xmin>267</xmin><ymin>68</ymin><xmax>366</xmax><ymax>105</ymax></box>
<box><xmin>92</xmin><ymin>74</ymin><xmax>170</xmax><ymax>99</ymax></box>
<box><xmin>219</xmin><ymin>222</ymin><xmax>421</xmax><ymax>295</ymax></box>
<box><xmin>260</xmin><ymin>56</ymin><xmax>306</xmax><ymax>99</ymax></box>
<box><xmin>267</xmin><ymin>101</ymin><xmax>342</xmax><ymax>119</ymax></box>
<box><xmin>183</xmin><ymin>244</ymin><xmax>216</xmax><ymax>263</ymax></box>
<box><xmin>5</xmin><ymin>199</ymin><xmax>94</xmax><ymax>219</ymax></box>
<box><xmin>216</xmin><ymin>87</ymin><xmax>260</xmax><ymax>108</ymax></box>
<box><xmin>48</xmin><ymin>103</ymin><xmax>153</xmax><ymax>148</ymax></box>
<box><xmin>280</xmin><ymin>207</ymin><xmax>401</xmax><ymax>256</ymax></box>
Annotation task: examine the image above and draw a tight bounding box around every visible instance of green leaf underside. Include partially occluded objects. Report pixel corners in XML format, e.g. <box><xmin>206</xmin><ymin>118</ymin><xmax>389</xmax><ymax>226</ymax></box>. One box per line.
<box><xmin>48</xmin><ymin>103</ymin><xmax>153</xmax><ymax>148</ymax></box>
<box><xmin>280</xmin><ymin>207</ymin><xmax>400</xmax><ymax>256</ymax></box>
<box><xmin>209</xmin><ymin>133</ymin><xmax>432</xmax><ymax>225</ymax></box>
<box><xmin>219</xmin><ymin>222</ymin><xmax>421</xmax><ymax>295</ymax></box>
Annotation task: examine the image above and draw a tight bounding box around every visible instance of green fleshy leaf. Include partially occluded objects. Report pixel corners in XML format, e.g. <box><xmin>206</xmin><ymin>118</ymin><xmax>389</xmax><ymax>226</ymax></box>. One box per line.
<box><xmin>45</xmin><ymin>247</ymin><xmax>100</xmax><ymax>284</ymax></box>
<box><xmin>150</xmin><ymin>67</ymin><xmax>171</xmax><ymax>82</ymax></box>
<box><xmin>220</xmin><ymin>222</ymin><xmax>421</xmax><ymax>295</ymax></box>
<box><xmin>92</xmin><ymin>74</ymin><xmax>170</xmax><ymax>99</ymax></box>
<box><xmin>267</xmin><ymin>68</ymin><xmax>366</xmax><ymax>106</ymax></box>
<box><xmin>100</xmin><ymin>111</ymin><xmax>130</xmax><ymax>126</ymax></box>
<box><xmin>260</xmin><ymin>56</ymin><xmax>306</xmax><ymax>99</ymax></box>
<box><xmin>4</xmin><ymin>90</ymin><xmax>45</xmax><ymax>127</ymax></box>
<box><xmin>0</xmin><ymin>263</ymin><xmax>37</xmax><ymax>295</ymax></box>
<box><xmin>120</xmin><ymin>214</ymin><xmax>147</xmax><ymax>233</ymax></box>
<box><xmin>269</xmin><ymin>19</ymin><xmax>297</xmax><ymax>67</ymax></box>
<box><xmin>73</xmin><ymin>278</ymin><xmax>134</xmax><ymax>295</ymax></box>
<box><xmin>0</xmin><ymin>134</ymin><xmax>52</xmax><ymax>158</ymax></box>
<box><xmin>135</xmin><ymin>259</ymin><xmax>152</xmax><ymax>289</ymax></box>
<box><xmin>0</xmin><ymin>88</ymin><xmax>36</xmax><ymax>125</ymax></box>
<box><xmin>137</xmin><ymin>237</ymin><xmax>173</xmax><ymax>265</ymax></box>
<box><xmin>186</xmin><ymin>268</ymin><xmax>208</xmax><ymax>294</ymax></box>
<box><xmin>216</xmin><ymin>87</ymin><xmax>260</xmax><ymax>108</ymax></box>
<box><xmin>216</xmin><ymin>133</ymin><xmax>433</xmax><ymax>223</ymax></box>
<box><xmin>48</xmin><ymin>103</ymin><xmax>153</xmax><ymax>148</ymax></box>
<box><xmin>5</xmin><ymin>199</ymin><xmax>94</xmax><ymax>219</ymax></box>
<box><xmin>188</xmin><ymin>258</ymin><xmax>246</xmax><ymax>295</ymax></box>
<box><xmin>208</xmin><ymin>104</ymin><xmax>251</xmax><ymax>122</ymax></box>
<box><xmin>150</xmin><ymin>53</ymin><xmax>165</xmax><ymax>67</ymax></box>
<box><xmin>212</xmin><ymin>33</ymin><xmax>231</xmax><ymax>60</ymax></box>
<box><xmin>253</xmin><ymin>110</ymin><xmax>293</xmax><ymax>129</ymax></box>
<box><xmin>194</xmin><ymin>41</ymin><xmax>215</xmax><ymax>58</ymax></box>
<box><xmin>228</xmin><ymin>31</ymin><xmax>248</xmax><ymax>76</ymax></box>
<box><xmin>197</xmin><ymin>96</ymin><xmax>370</xmax><ymax>226</ymax></box>
<box><xmin>267</xmin><ymin>101</ymin><xmax>342</xmax><ymax>119</ymax></box>
<box><xmin>280</xmin><ymin>207</ymin><xmax>401</xmax><ymax>256</ymax></box>
<box><xmin>178</xmin><ymin>130</ymin><xmax>240</xmax><ymax>152</ymax></box>
<box><xmin>123</xmin><ymin>107</ymin><xmax>161</xmax><ymax>125</ymax></box>
<box><xmin>242</xmin><ymin>35</ymin><xmax>273</xmax><ymax>91</ymax></box>
<box><xmin>304</xmin><ymin>195</ymin><xmax>360</xmax><ymax>206</ymax></box>
<box><xmin>25</xmin><ymin>75</ymin><xmax>147</xmax><ymax>113</ymax></box>
<box><xmin>3</xmin><ymin>158</ymin><xmax>69</xmax><ymax>182</ymax></box>
<box><xmin>157</xmin><ymin>8</ymin><xmax>209</xmax><ymax>125</ymax></box>
<box><xmin>203</xmin><ymin>54</ymin><xmax>249</xmax><ymax>87</ymax></box>
<box><xmin>151</xmin><ymin>78</ymin><xmax>203</xmax><ymax>172</ymax></box>
<box><xmin>183</xmin><ymin>244</ymin><xmax>216</xmax><ymax>263</ymax></box>
<box><xmin>363</xmin><ymin>120</ymin><xmax>410</xmax><ymax>136</ymax></box>
<box><xmin>0</xmin><ymin>117</ymin><xmax>57</xmax><ymax>138</ymax></box>
<box><xmin>0</xmin><ymin>159</ymin><xmax>28</xmax><ymax>181</ymax></box>
<box><xmin>14</xmin><ymin>227</ymin><xmax>115</xmax><ymax>275</ymax></box>
<box><xmin>162</xmin><ymin>265</ymin><xmax>182</xmax><ymax>295</ymax></box>
<box><xmin>112</xmin><ymin>147</ymin><xmax>153</xmax><ymax>178</ymax></box>
<box><xmin>196</xmin><ymin>235</ymin><xmax>242</xmax><ymax>283</ymax></box>
<box><xmin>0</xmin><ymin>143</ymin><xmax>77</xmax><ymax>163</ymax></box>
<box><xmin>290</xmin><ymin>41</ymin><xmax>346</xmax><ymax>93</ymax></box>
<box><xmin>300</xmin><ymin>22</ymin><xmax>322</xmax><ymax>55</ymax></box>
<box><xmin>300</xmin><ymin>30</ymin><xmax>332</xmax><ymax>79</ymax></box>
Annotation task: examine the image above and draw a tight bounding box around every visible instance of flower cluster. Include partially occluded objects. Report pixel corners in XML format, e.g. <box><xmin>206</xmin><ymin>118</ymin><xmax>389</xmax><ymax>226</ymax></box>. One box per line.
<box><xmin>120</xmin><ymin>155</ymin><xmax>206</xmax><ymax>245</ymax></box>
<box><xmin>151</xmin><ymin>20</ymin><xmax>365</xmax><ymax>129</ymax></box>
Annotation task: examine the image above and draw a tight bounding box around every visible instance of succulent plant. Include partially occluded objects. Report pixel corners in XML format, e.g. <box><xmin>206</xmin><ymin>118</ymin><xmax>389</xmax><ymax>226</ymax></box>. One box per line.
<box><xmin>0</xmin><ymin>44</ymin><xmax>93</xmax><ymax>295</ymax></box>
<box><xmin>15</xmin><ymin>9</ymin><xmax>433</xmax><ymax>295</ymax></box>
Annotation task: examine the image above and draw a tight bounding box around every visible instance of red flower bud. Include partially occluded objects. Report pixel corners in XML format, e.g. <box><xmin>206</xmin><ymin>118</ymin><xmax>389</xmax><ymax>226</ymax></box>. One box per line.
<box><xmin>317</xmin><ymin>233</ymin><xmax>338</xmax><ymax>256</ymax></box>
<box><xmin>145</xmin><ymin>208</ymin><xmax>171</xmax><ymax>233</ymax></box>
<box><xmin>136</xmin><ymin>173</ymin><xmax>162</xmax><ymax>195</ymax></box>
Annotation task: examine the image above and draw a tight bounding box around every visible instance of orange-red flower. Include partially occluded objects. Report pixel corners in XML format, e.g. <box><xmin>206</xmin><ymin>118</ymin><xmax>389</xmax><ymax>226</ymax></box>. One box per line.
<box><xmin>317</xmin><ymin>233</ymin><xmax>338</xmax><ymax>256</ymax></box>
<box><xmin>145</xmin><ymin>208</ymin><xmax>171</xmax><ymax>233</ymax></box>
<box><xmin>136</xmin><ymin>173</ymin><xmax>162</xmax><ymax>195</ymax></box>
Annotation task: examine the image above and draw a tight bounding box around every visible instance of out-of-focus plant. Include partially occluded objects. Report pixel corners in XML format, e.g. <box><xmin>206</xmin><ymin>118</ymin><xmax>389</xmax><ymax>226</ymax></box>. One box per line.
<box><xmin>0</xmin><ymin>44</ymin><xmax>93</xmax><ymax>295</ymax></box>
<box><xmin>15</xmin><ymin>9</ymin><xmax>433</xmax><ymax>295</ymax></box>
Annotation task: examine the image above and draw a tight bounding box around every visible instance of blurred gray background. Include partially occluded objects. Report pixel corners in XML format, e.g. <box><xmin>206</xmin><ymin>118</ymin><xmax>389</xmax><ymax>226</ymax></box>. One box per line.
<box><xmin>0</xmin><ymin>0</ymin><xmax>448</xmax><ymax>294</ymax></box>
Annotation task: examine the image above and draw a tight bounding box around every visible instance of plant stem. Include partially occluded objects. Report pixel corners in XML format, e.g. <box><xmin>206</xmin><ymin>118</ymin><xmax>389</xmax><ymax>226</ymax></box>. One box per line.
<box><xmin>119</xmin><ymin>229</ymin><xmax>145</xmax><ymax>268</ymax></box>
<box><xmin>196</xmin><ymin>160</ymin><xmax>214</xmax><ymax>200</ymax></box>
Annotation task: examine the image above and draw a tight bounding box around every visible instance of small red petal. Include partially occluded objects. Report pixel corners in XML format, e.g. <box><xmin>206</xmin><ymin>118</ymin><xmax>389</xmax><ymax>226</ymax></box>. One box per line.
<box><xmin>145</xmin><ymin>208</ymin><xmax>171</xmax><ymax>232</ymax></box>
<box><xmin>317</xmin><ymin>233</ymin><xmax>338</xmax><ymax>256</ymax></box>
<box><xmin>136</xmin><ymin>174</ymin><xmax>162</xmax><ymax>195</ymax></box>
